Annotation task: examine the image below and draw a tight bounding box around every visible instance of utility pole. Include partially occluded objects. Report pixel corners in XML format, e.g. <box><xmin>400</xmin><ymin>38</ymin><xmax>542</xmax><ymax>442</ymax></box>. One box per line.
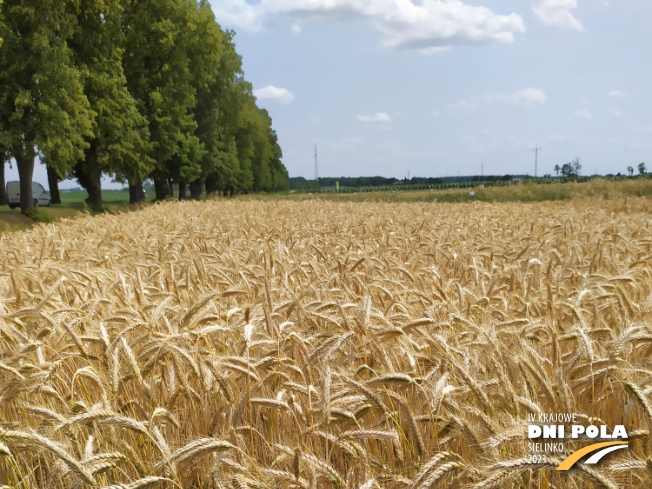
<box><xmin>314</xmin><ymin>144</ymin><xmax>318</xmax><ymax>184</ymax></box>
<box><xmin>532</xmin><ymin>144</ymin><xmax>541</xmax><ymax>178</ymax></box>
<box><xmin>481</xmin><ymin>163</ymin><xmax>483</xmax><ymax>178</ymax></box>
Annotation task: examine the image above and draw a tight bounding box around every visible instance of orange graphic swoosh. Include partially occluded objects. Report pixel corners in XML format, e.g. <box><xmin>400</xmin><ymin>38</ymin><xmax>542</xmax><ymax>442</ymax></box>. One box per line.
<box><xmin>557</xmin><ymin>441</ymin><xmax>628</xmax><ymax>471</ymax></box>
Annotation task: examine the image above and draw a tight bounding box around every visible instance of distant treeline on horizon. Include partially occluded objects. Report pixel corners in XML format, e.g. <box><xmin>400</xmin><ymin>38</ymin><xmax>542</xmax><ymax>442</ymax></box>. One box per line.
<box><xmin>290</xmin><ymin>174</ymin><xmax>526</xmax><ymax>189</ymax></box>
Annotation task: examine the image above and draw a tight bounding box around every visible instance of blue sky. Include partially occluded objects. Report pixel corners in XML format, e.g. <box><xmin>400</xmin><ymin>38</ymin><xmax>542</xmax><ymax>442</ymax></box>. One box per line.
<box><xmin>7</xmin><ymin>0</ymin><xmax>652</xmax><ymax>188</ymax></box>
<box><xmin>212</xmin><ymin>0</ymin><xmax>652</xmax><ymax>179</ymax></box>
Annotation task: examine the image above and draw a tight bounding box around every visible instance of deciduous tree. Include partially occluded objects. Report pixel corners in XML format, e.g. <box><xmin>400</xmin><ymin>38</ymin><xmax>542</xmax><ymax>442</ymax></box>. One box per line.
<box><xmin>122</xmin><ymin>0</ymin><xmax>199</xmax><ymax>203</ymax></box>
<box><xmin>0</xmin><ymin>0</ymin><xmax>94</xmax><ymax>213</ymax></box>
<box><xmin>70</xmin><ymin>0</ymin><xmax>152</xmax><ymax>210</ymax></box>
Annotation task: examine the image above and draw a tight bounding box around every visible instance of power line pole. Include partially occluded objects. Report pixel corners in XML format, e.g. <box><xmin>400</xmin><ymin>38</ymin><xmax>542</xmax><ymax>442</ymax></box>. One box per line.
<box><xmin>532</xmin><ymin>144</ymin><xmax>541</xmax><ymax>177</ymax></box>
<box><xmin>314</xmin><ymin>144</ymin><xmax>318</xmax><ymax>184</ymax></box>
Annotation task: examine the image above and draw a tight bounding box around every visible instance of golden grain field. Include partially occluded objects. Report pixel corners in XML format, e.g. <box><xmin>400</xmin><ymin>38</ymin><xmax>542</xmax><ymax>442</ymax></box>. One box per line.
<box><xmin>0</xmin><ymin>199</ymin><xmax>651</xmax><ymax>489</ymax></box>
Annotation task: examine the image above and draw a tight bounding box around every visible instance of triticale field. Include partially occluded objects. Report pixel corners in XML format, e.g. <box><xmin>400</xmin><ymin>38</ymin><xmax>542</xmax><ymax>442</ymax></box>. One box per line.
<box><xmin>1</xmin><ymin>199</ymin><xmax>651</xmax><ymax>488</ymax></box>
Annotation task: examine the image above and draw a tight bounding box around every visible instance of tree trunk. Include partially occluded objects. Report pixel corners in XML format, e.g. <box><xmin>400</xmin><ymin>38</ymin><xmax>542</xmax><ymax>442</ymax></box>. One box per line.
<box><xmin>154</xmin><ymin>177</ymin><xmax>168</xmax><ymax>200</ymax></box>
<box><xmin>86</xmin><ymin>173</ymin><xmax>102</xmax><ymax>210</ymax></box>
<box><xmin>129</xmin><ymin>181</ymin><xmax>145</xmax><ymax>205</ymax></box>
<box><xmin>205</xmin><ymin>176</ymin><xmax>219</xmax><ymax>196</ymax></box>
<box><xmin>0</xmin><ymin>159</ymin><xmax>7</xmax><ymax>206</ymax></box>
<box><xmin>46</xmin><ymin>165</ymin><xmax>62</xmax><ymax>204</ymax></box>
<box><xmin>74</xmin><ymin>159</ymin><xmax>102</xmax><ymax>210</ymax></box>
<box><xmin>178</xmin><ymin>182</ymin><xmax>187</xmax><ymax>201</ymax></box>
<box><xmin>16</xmin><ymin>154</ymin><xmax>35</xmax><ymax>213</ymax></box>
<box><xmin>189</xmin><ymin>180</ymin><xmax>202</xmax><ymax>200</ymax></box>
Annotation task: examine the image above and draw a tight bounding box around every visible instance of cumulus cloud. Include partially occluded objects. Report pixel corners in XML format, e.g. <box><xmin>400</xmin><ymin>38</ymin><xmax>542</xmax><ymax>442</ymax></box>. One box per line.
<box><xmin>484</xmin><ymin>88</ymin><xmax>546</xmax><ymax>107</ymax></box>
<box><xmin>253</xmin><ymin>85</ymin><xmax>295</xmax><ymax>104</ymax></box>
<box><xmin>533</xmin><ymin>0</ymin><xmax>584</xmax><ymax>31</ymax></box>
<box><xmin>357</xmin><ymin>112</ymin><xmax>392</xmax><ymax>123</ymax></box>
<box><xmin>213</xmin><ymin>0</ymin><xmax>525</xmax><ymax>53</ymax></box>
<box><xmin>372</xmin><ymin>0</ymin><xmax>525</xmax><ymax>53</ymax></box>
<box><xmin>213</xmin><ymin>0</ymin><xmax>262</xmax><ymax>30</ymax></box>
<box><xmin>607</xmin><ymin>90</ymin><xmax>625</xmax><ymax>98</ymax></box>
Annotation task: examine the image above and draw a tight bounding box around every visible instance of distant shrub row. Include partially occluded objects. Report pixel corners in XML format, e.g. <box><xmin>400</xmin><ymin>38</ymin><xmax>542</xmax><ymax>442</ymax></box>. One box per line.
<box><xmin>296</xmin><ymin>174</ymin><xmax>649</xmax><ymax>194</ymax></box>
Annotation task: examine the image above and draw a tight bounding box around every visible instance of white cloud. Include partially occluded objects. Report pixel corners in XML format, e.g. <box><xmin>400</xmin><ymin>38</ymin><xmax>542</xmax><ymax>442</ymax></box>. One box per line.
<box><xmin>533</xmin><ymin>0</ymin><xmax>584</xmax><ymax>31</ymax></box>
<box><xmin>484</xmin><ymin>88</ymin><xmax>546</xmax><ymax>107</ymax></box>
<box><xmin>372</xmin><ymin>0</ymin><xmax>526</xmax><ymax>53</ymax></box>
<box><xmin>611</xmin><ymin>109</ymin><xmax>624</xmax><ymax>118</ymax></box>
<box><xmin>291</xmin><ymin>22</ymin><xmax>302</xmax><ymax>34</ymax></box>
<box><xmin>573</xmin><ymin>108</ymin><xmax>592</xmax><ymax>118</ymax></box>
<box><xmin>213</xmin><ymin>0</ymin><xmax>262</xmax><ymax>30</ymax></box>
<box><xmin>607</xmin><ymin>90</ymin><xmax>625</xmax><ymax>98</ymax></box>
<box><xmin>213</xmin><ymin>0</ymin><xmax>525</xmax><ymax>53</ymax></box>
<box><xmin>357</xmin><ymin>112</ymin><xmax>392</xmax><ymax>123</ymax></box>
<box><xmin>449</xmin><ymin>99</ymin><xmax>479</xmax><ymax>112</ymax></box>
<box><xmin>253</xmin><ymin>85</ymin><xmax>295</xmax><ymax>104</ymax></box>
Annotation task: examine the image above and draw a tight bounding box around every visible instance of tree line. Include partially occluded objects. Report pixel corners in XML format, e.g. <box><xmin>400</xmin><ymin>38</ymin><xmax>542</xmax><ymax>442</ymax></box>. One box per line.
<box><xmin>554</xmin><ymin>158</ymin><xmax>582</xmax><ymax>178</ymax></box>
<box><xmin>553</xmin><ymin>158</ymin><xmax>647</xmax><ymax>178</ymax></box>
<box><xmin>0</xmin><ymin>0</ymin><xmax>289</xmax><ymax>213</ymax></box>
<box><xmin>291</xmin><ymin>176</ymin><xmax>446</xmax><ymax>189</ymax></box>
<box><xmin>290</xmin><ymin>174</ymin><xmax>521</xmax><ymax>190</ymax></box>
<box><xmin>626</xmin><ymin>162</ymin><xmax>646</xmax><ymax>176</ymax></box>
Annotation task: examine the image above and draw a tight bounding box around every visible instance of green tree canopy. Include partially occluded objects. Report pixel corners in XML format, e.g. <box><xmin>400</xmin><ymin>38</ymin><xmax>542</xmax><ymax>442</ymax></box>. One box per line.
<box><xmin>71</xmin><ymin>0</ymin><xmax>152</xmax><ymax>209</ymax></box>
<box><xmin>0</xmin><ymin>0</ymin><xmax>289</xmax><ymax>209</ymax></box>
<box><xmin>0</xmin><ymin>0</ymin><xmax>94</xmax><ymax>212</ymax></box>
<box><xmin>122</xmin><ymin>0</ymin><xmax>201</xmax><ymax>202</ymax></box>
